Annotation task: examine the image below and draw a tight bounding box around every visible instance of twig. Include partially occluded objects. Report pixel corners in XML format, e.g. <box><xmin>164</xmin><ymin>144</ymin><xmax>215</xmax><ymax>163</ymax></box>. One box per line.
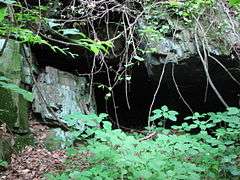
<box><xmin>139</xmin><ymin>132</ymin><xmax>157</xmax><ymax>142</ymax></box>
<box><xmin>148</xmin><ymin>62</ymin><xmax>167</xmax><ymax>127</ymax></box>
<box><xmin>194</xmin><ymin>16</ymin><xmax>228</xmax><ymax>108</ymax></box>
<box><xmin>171</xmin><ymin>63</ymin><xmax>193</xmax><ymax>113</ymax></box>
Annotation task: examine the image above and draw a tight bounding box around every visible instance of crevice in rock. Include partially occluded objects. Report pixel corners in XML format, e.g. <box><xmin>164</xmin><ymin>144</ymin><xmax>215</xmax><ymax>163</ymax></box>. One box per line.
<box><xmin>31</xmin><ymin>44</ymin><xmax>91</xmax><ymax>75</ymax></box>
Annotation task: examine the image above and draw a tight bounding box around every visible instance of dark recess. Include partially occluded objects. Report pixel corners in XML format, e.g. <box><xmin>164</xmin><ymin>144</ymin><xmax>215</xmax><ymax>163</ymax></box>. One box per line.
<box><xmin>31</xmin><ymin>44</ymin><xmax>91</xmax><ymax>74</ymax></box>
<box><xmin>95</xmin><ymin>56</ymin><xmax>240</xmax><ymax>129</ymax></box>
<box><xmin>32</xmin><ymin>47</ymin><xmax>240</xmax><ymax>129</ymax></box>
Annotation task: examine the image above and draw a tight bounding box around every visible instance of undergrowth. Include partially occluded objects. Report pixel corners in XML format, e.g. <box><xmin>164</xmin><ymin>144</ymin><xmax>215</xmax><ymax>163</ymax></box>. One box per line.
<box><xmin>45</xmin><ymin>106</ymin><xmax>240</xmax><ymax>180</ymax></box>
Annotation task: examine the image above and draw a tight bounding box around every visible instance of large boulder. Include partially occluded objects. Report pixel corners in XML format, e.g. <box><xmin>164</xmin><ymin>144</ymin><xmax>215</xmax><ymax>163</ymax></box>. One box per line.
<box><xmin>32</xmin><ymin>66</ymin><xmax>96</xmax><ymax>130</ymax></box>
<box><xmin>0</xmin><ymin>39</ymin><xmax>31</xmax><ymax>134</ymax></box>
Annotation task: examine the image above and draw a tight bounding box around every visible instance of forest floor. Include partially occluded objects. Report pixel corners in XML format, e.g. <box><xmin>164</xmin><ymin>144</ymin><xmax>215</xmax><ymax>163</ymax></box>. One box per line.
<box><xmin>0</xmin><ymin>121</ymin><xmax>87</xmax><ymax>180</ymax></box>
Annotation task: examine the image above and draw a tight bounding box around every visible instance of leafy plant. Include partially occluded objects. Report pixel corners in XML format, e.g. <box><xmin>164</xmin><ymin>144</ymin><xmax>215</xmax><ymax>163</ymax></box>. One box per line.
<box><xmin>56</xmin><ymin>27</ymin><xmax>113</xmax><ymax>55</ymax></box>
<box><xmin>0</xmin><ymin>76</ymin><xmax>33</xmax><ymax>102</ymax></box>
<box><xmin>150</xmin><ymin>105</ymin><xmax>179</xmax><ymax>122</ymax></box>
<box><xmin>148</xmin><ymin>105</ymin><xmax>178</xmax><ymax>129</ymax></box>
<box><xmin>47</xmin><ymin>106</ymin><xmax>240</xmax><ymax>179</ymax></box>
<box><xmin>54</xmin><ymin>113</ymin><xmax>108</xmax><ymax>148</ymax></box>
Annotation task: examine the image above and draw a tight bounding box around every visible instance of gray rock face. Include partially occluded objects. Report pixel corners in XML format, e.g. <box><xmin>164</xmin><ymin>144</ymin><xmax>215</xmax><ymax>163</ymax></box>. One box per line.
<box><xmin>135</xmin><ymin>2</ymin><xmax>240</xmax><ymax>112</ymax></box>
<box><xmin>33</xmin><ymin>66</ymin><xmax>96</xmax><ymax>127</ymax></box>
<box><xmin>0</xmin><ymin>39</ymin><xmax>30</xmax><ymax>134</ymax></box>
<box><xmin>141</xmin><ymin>2</ymin><xmax>240</xmax><ymax>79</ymax></box>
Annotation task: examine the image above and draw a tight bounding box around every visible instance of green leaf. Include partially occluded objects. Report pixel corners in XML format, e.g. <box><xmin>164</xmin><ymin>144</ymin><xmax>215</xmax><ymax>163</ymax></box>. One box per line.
<box><xmin>102</xmin><ymin>121</ymin><xmax>112</xmax><ymax>131</ymax></box>
<box><xmin>161</xmin><ymin>105</ymin><xmax>169</xmax><ymax>112</ymax></box>
<box><xmin>168</xmin><ymin>110</ymin><xmax>179</xmax><ymax>116</ymax></box>
<box><xmin>189</xmin><ymin>124</ymin><xmax>198</xmax><ymax>129</ymax></box>
<box><xmin>0</xmin><ymin>76</ymin><xmax>10</xmax><ymax>81</ymax></box>
<box><xmin>84</xmin><ymin>119</ymin><xmax>98</xmax><ymax>127</ymax></box>
<box><xmin>69</xmin><ymin>171</ymin><xmax>82</xmax><ymax>179</ymax></box>
<box><xmin>150</xmin><ymin>109</ymin><xmax>163</xmax><ymax>121</ymax></box>
<box><xmin>98</xmin><ymin>113</ymin><xmax>108</xmax><ymax>122</ymax></box>
<box><xmin>171</xmin><ymin>125</ymin><xmax>182</xmax><ymax>130</ymax></box>
<box><xmin>0</xmin><ymin>7</ymin><xmax>7</xmax><ymax>22</ymax></box>
<box><xmin>229</xmin><ymin>166</ymin><xmax>240</xmax><ymax>176</ymax></box>
<box><xmin>184</xmin><ymin>116</ymin><xmax>193</xmax><ymax>120</ymax></box>
<box><xmin>229</xmin><ymin>0</ymin><xmax>240</xmax><ymax>6</ymax></box>
<box><xmin>90</xmin><ymin>45</ymin><xmax>100</xmax><ymax>55</ymax></box>
<box><xmin>0</xmin><ymin>81</ymin><xmax>33</xmax><ymax>102</ymax></box>
<box><xmin>163</xmin><ymin>112</ymin><xmax>169</xmax><ymax>118</ymax></box>
<box><xmin>168</xmin><ymin>114</ymin><xmax>177</xmax><ymax>121</ymax></box>
<box><xmin>168</xmin><ymin>110</ymin><xmax>178</xmax><ymax>121</ymax></box>
<box><xmin>227</xmin><ymin>107</ymin><xmax>239</xmax><ymax>115</ymax></box>
<box><xmin>0</xmin><ymin>160</ymin><xmax>8</xmax><ymax>167</ymax></box>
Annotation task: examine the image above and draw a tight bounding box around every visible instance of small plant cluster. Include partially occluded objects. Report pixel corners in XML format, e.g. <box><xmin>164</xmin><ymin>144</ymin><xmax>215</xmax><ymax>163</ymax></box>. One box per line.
<box><xmin>167</xmin><ymin>0</ymin><xmax>215</xmax><ymax>19</ymax></box>
<box><xmin>54</xmin><ymin>113</ymin><xmax>108</xmax><ymax>148</ymax></box>
<box><xmin>46</xmin><ymin>106</ymin><xmax>240</xmax><ymax>179</ymax></box>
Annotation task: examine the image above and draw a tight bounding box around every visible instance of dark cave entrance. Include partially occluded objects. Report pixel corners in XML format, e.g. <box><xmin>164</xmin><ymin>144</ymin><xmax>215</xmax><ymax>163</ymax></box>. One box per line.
<box><xmin>32</xmin><ymin>46</ymin><xmax>240</xmax><ymax>129</ymax></box>
<box><xmin>94</xmin><ymin>56</ymin><xmax>240</xmax><ymax>129</ymax></box>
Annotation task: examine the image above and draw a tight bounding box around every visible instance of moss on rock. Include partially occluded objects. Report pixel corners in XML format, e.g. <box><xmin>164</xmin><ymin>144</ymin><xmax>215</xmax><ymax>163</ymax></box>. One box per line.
<box><xmin>0</xmin><ymin>39</ymin><xmax>30</xmax><ymax>133</ymax></box>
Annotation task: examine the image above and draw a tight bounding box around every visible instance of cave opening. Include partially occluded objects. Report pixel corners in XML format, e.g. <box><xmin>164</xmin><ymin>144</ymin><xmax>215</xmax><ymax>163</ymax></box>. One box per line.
<box><xmin>94</xmin><ymin>56</ymin><xmax>240</xmax><ymax>129</ymax></box>
<box><xmin>32</xmin><ymin>45</ymin><xmax>240</xmax><ymax>130</ymax></box>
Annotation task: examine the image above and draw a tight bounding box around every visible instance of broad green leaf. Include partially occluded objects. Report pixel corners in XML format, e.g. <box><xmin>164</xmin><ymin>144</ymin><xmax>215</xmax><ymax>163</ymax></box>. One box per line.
<box><xmin>227</xmin><ymin>107</ymin><xmax>239</xmax><ymax>115</ymax></box>
<box><xmin>0</xmin><ymin>81</ymin><xmax>33</xmax><ymax>102</ymax></box>
<box><xmin>0</xmin><ymin>160</ymin><xmax>8</xmax><ymax>167</ymax></box>
<box><xmin>168</xmin><ymin>110</ymin><xmax>179</xmax><ymax>116</ymax></box>
<box><xmin>102</xmin><ymin>121</ymin><xmax>112</xmax><ymax>131</ymax></box>
<box><xmin>150</xmin><ymin>111</ymin><xmax>162</xmax><ymax>121</ymax></box>
<box><xmin>0</xmin><ymin>7</ymin><xmax>7</xmax><ymax>22</ymax></box>
<box><xmin>168</xmin><ymin>114</ymin><xmax>177</xmax><ymax>121</ymax></box>
<box><xmin>84</xmin><ymin>119</ymin><xmax>98</xmax><ymax>127</ymax></box>
<box><xmin>69</xmin><ymin>171</ymin><xmax>82</xmax><ymax>179</ymax></box>
<box><xmin>229</xmin><ymin>166</ymin><xmax>240</xmax><ymax>176</ymax></box>
<box><xmin>0</xmin><ymin>76</ymin><xmax>10</xmax><ymax>81</ymax></box>
<box><xmin>98</xmin><ymin>113</ymin><xmax>108</xmax><ymax>122</ymax></box>
<box><xmin>171</xmin><ymin>125</ymin><xmax>182</xmax><ymax>130</ymax></box>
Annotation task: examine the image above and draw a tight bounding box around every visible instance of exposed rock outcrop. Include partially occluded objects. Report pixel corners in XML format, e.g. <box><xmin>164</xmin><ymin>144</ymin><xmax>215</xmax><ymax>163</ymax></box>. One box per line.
<box><xmin>32</xmin><ymin>66</ymin><xmax>96</xmax><ymax>130</ymax></box>
<box><xmin>0</xmin><ymin>39</ymin><xmax>31</xmax><ymax>134</ymax></box>
<box><xmin>141</xmin><ymin>2</ymin><xmax>239</xmax><ymax>78</ymax></box>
